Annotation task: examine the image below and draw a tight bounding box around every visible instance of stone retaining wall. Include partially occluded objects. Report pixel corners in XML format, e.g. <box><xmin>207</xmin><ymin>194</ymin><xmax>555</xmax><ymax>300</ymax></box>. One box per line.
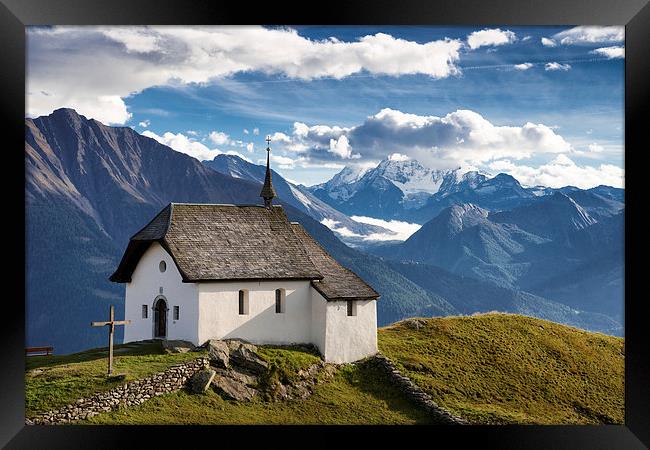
<box><xmin>373</xmin><ymin>353</ymin><xmax>468</xmax><ymax>424</ymax></box>
<box><xmin>27</xmin><ymin>357</ymin><xmax>209</xmax><ymax>425</ymax></box>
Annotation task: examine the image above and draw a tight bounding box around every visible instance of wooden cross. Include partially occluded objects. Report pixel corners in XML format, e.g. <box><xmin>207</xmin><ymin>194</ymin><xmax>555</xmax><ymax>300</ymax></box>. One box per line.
<box><xmin>91</xmin><ymin>305</ymin><xmax>130</xmax><ymax>376</ymax></box>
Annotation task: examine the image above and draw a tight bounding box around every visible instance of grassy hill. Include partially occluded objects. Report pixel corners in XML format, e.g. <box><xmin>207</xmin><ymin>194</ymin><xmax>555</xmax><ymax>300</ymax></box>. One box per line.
<box><xmin>378</xmin><ymin>313</ymin><xmax>624</xmax><ymax>424</ymax></box>
<box><xmin>26</xmin><ymin>341</ymin><xmax>207</xmax><ymax>418</ymax></box>
<box><xmin>26</xmin><ymin>341</ymin><xmax>433</xmax><ymax>425</ymax></box>
<box><xmin>25</xmin><ymin>314</ymin><xmax>624</xmax><ymax>425</ymax></box>
<box><xmin>83</xmin><ymin>358</ymin><xmax>433</xmax><ymax>425</ymax></box>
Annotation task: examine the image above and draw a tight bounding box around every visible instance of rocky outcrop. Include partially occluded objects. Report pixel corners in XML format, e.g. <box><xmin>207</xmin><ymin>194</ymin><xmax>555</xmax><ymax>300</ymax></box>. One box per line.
<box><xmin>163</xmin><ymin>340</ymin><xmax>196</xmax><ymax>353</ymax></box>
<box><xmin>266</xmin><ymin>360</ymin><xmax>338</xmax><ymax>402</ymax></box>
<box><xmin>403</xmin><ymin>319</ymin><xmax>427</xmax><ymax>330</ymax></box>
<box><xmin>201</xmin><ymin>339</ymin><xmax>336</xmax><ymax>403</ymax></box>
<box><xmin>212</xmin><ymin>373</ymin><xmax>258</xmax><ymax>401</ymax></box>
<box><xmin>373</xmin><ymin>353</ymin><xmax>468</xmax><ymax>425</ymax></box>
<box><xmin>206</xmin><ymin>339</ymin><xmax>230</xmax><ymax>368</ymax></box>
<box><xmin>27</xmin><ymin>357</ymin><xmax>209</xmax><ymax>425</ymax></box>
<box><xmin>189</xmin><ymin>369</ymin><xmax>216</xmax><ymax>394</ymax></box>
<box><xmin>202</xmin><ymin>339</ymin><xmax>268</xmax><ymax>401</ymax></box>
<box><xmin>215</xmin><ymin>366</ymin><xmax>257</xmax><ymax>386</ymax></box>
<box><xmin>225</xmin><ymin>340</ymin><xmax>269</xmax><ymax>374</ymax></box>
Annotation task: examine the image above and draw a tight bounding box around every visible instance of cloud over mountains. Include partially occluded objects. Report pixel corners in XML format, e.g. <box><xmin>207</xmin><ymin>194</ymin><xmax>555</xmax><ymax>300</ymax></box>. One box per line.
<box><xmin>25</xmin><ymin>25</ymin><xmax>624</xmax><ymax>191</ymax></box>
<box><xmin>27</xmin><ymin>26</ymin><xmax>464</xmax><ymax>125</ymax></box>
<box><xmin>262</xmin><ymin>107</ymin><xmax>622</xmax><ymax>190</ymax></box>
<box><xmin>270</xmin><ymin>108</ymin><xmax>572</xmax><ymax>167</ymax></box>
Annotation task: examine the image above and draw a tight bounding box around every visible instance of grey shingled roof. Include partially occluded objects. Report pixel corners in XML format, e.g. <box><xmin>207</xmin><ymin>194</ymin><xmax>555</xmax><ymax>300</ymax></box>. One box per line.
<box><xmin>290</xmin><ymin>223</ymin><xmax>380</xmax><ymax>301</ymax></box>
<box><xmin>110</xmin><ymin>203</ymin><xmax>324</xmax><ymax>282</ymax></box>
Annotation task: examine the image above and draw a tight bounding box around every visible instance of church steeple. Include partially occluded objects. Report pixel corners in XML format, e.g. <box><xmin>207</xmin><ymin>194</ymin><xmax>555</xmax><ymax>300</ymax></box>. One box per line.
<box><xmin>260</xmin><ymin>135</ymin><xmax>276</xmax><ymax>208</ymax></box>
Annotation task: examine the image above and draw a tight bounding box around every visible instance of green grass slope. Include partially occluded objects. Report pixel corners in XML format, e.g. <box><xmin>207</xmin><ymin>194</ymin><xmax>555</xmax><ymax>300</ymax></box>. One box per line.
<box><xmin>27</xmin><ymin>314</ymin><xmax>623</xmax><ymax>425</ymax></box>
<box><xmin>378</xmin><ymin>313</ymin><xmax>624</xmax><ymax>424</ymax></box>
<box><xmin>83</xmin><ymin>353</ymin><xmax>434</xmax><ymax>425</ymax></box>
<box><xmin>25</xmin><ymin>341</ymin><xmax>207</xmax><ymax>418</ymax></box>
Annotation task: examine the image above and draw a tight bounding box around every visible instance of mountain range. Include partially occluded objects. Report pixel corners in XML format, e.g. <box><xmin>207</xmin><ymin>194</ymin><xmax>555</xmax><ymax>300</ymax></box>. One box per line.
<box><xmin>307</xmin><ymin>158</ymin><xmax>623</xmax><ymax>226</ymax></box>
<box><xmin>370</xmin><ymin>194</ymin><xmax>624</xmax><ymax>323</ymax></box>
<box><xmin>25</xmin><ymin>108</ymin><xmax>624</xmax><ymax>354</ymax></box>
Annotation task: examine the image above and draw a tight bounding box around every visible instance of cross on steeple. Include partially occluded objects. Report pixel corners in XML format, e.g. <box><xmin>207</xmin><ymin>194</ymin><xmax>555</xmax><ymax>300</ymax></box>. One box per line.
<box><xmin>260</xmin><ymin>135</ymin><xmax>276</xmax><ymax>208</ymax></box>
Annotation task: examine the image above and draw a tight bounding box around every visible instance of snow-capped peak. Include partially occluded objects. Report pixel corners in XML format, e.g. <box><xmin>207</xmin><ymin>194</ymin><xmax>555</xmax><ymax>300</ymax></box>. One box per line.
<box><xmin>331</xmin><ymin>165</ymin><xmax>372</xmax><ymax>186</ymax></box>
<box><xmin>372</xmin><ymin>158</ymin><xmax>452</xmax><ymax>196</ymax></box>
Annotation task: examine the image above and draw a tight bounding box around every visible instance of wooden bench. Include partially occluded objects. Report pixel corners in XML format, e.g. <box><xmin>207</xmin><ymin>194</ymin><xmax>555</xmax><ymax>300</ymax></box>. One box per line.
<box><xmin>26</xmin><ymin>346</ymin><xmax>54</xmax><ymax>357</ymax></box>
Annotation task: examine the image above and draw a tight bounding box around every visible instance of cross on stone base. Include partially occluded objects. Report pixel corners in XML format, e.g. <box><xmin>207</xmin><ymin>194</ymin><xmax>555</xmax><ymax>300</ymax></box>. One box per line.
<box><xmin>91</xmin><ymin>305</ymin><xmax>130</xmax><ymax>376</ymax></box>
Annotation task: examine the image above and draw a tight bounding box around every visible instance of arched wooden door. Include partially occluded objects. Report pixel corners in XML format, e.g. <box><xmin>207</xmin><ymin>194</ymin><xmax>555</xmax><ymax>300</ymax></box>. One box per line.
<box><xmin>153</xmin><ymin>297</ymin><xmax>168</xmax><ymax>338</ymax></box>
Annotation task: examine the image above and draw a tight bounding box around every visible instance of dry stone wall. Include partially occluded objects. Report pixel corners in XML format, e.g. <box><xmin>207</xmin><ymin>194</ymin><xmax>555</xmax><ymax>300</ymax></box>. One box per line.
<box><xmin>373</xmin><ymin>353</ymin><xmax>468</xmax><ymax>425</ymax></box>
<box><xmin>27</xmin><ymin>357</ymin><xmax>209</xmax><ymax>425</ymax></box>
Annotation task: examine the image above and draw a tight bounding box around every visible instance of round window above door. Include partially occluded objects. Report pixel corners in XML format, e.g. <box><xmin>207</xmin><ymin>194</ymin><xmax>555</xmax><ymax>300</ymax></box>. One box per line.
<box><xmin>159</xmin><ymin>261</ymin><xmax>167</xmax><ymax>272</ymax></box>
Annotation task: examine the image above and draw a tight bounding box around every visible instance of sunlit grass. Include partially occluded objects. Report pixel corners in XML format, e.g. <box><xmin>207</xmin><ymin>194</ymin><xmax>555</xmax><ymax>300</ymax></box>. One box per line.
<box><xmin>378</xmin><ymin>313</ymin><xmax>624</xmax><ymax>424</ymax></box>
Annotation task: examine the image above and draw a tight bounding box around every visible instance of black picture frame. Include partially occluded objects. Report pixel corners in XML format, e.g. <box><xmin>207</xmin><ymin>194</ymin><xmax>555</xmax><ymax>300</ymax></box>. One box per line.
<box><xmin>2</xmin><ymin>0</ymin><xmax>647</xmax><ymax>448</ymax></box>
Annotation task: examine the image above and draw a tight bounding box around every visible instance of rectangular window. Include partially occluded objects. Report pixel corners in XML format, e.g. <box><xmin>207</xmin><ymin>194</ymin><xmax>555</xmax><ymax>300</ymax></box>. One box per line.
<box><xmin>173</xmin><ymin>306</ymin><xmax>179</xmax><ymax>320</ymax></box>
<box><xmin>142</xmin><ymin>305</ymin><xmax>148</xmax><ymax>319</ymax></box>
<box><xmin>239</xmin><ymin>290</ymin><xmax>249</xmax><ymax>315</ymax></box>
<box><xmin>347</xmin><ymin>300</ymin><xmax>356</xmax><ymax>317</ymax></box>
<box><xmin>275</xmin><ymin>289</ymin><xmax>285</xmax><ymax>314</ymax></box>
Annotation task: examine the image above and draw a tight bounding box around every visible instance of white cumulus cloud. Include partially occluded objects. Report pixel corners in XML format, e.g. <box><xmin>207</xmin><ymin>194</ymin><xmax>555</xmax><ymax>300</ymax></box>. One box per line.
<box><xmin>27</xmin><ymin>26</ymin><xmax>464</xmax><ymax>124</ymax></box>
<box><xmin>545</xmin><ymin>62</ymin><xmax>571</xmax><ymax>71</ymax></box>
<box><xmin>142</xmin><ymin>130</ymin><xmax>218</xmax><ymax>161</ymax></box>
<box><xmin>141</xmin><ymin>129</ymin><xmax>252</xmax><ymax>163</ymax></box>
<box><xmin>514</xmin><ymin>62</ymin><xmax>534</xmax><ymax>70</ymax></box>
<box><xmin>270</xmin><ymin>108</ymin><xmax>574</xmax><ymax>168</ymax></box>
<box><xmin>388</xmin><ymin>152</ymin><xmax>410</xmax><ymax>161</ymax></box>
<box><xmin>270</xmin><ymin>132</ymin><xmax>292</xmax><ymax>144</ymax></box>
<box><xmin>329</xmin><ymin>135</ymin><xmax>358</xmax><ymax>159</ymax></box>
<box><xmin>487</xmin><ymin>156</ymin><xmax>624</xmax><ymax>189</ymax></box>
<box><xmin>541</xmin><ymin>37</ymin><xmax>557</xmax><ymax>47</ymax></box>
<box><xmin>590</xmin><ymin>46</ymin><xmax>625</xmax><ymax>59</ymax></box>
<box><xmin>552</xmin><ymin>26</ymin><xmax>624</xmax><ymax>45</ymax></box>
<box><xmin>466</xmin><ymin>28</ymin><xmax>516</xmax><ymax>50</ymax></box>
<box><xmin>208</xmin><ymin>131</ymin><xmax>230</xmax><ymax>145</ymax></box>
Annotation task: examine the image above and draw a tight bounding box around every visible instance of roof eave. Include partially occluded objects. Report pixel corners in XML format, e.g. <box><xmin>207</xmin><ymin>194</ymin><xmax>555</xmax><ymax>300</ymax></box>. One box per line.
<box><xmin>182</xmin><ymin>275</ymin><xmax>323</xmax><ymax>283</ymax></box>
<box><xmin>310</xmin><ymin>280</ymin><xmax>380</xmax><ymax>302</ymax></box>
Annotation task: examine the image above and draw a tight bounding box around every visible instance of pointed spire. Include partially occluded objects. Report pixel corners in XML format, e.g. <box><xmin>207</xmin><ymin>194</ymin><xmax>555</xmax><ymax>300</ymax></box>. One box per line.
<box><xmin>260</xmin><ymin>135</ymin><xmax>276</xmax><ymax>208</ymax></box>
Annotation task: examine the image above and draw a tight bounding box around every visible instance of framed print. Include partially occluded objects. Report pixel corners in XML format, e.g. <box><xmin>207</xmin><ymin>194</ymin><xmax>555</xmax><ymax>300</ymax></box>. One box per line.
<box><xmin>2</xmin><ymin>0</ymin><xmax>648</xmax><ymax>448</ymax></box>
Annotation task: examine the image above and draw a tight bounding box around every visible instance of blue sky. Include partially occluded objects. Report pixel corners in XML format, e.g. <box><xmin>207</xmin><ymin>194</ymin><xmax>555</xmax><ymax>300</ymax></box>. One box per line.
<box><xmin>26</xmin><ymin>25</ymin><xmax>624</xmax><ymax>188</ymax></box>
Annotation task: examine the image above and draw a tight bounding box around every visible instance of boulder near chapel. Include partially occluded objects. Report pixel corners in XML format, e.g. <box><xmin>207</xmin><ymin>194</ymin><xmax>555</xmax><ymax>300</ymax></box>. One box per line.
<box><xmin>110</xmin><ymin>143</ymin><xmax>380</xmax><ymax>363</ymax></box>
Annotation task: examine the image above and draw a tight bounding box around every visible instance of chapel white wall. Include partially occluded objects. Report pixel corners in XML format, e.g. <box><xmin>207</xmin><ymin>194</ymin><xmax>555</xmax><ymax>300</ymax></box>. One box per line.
<box><xmin>310</xmin><ymin>289</ymin><xmax>328</xmax><ymax>357</ymax></box>
<box><xmin>122</xmin><ymin>245</ymin><xmax>378</xmax><ymax>363</ymax></box>
<box><xmin>322</xmin><ymin>297</ymin><xmax>378</xmax><ymax>364</ymax></box>
<box><xmin>123</xmin><ymin>242</ymin><xmax>199</xmax><ymax>344</ymax></box>
<box><xmin>197</xmin><ymin>280</ymin><xmax>313</xmax><ymax>346</ymax></box>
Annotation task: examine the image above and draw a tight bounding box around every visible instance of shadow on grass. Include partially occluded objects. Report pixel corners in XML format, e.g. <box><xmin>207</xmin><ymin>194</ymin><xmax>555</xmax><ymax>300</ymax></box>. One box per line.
<box><xmin>25</xmin><ymin>340</ymin><xmax>164</xmax><ymax>371</ymax></box>
<box><xmin>339</xmin><ymin>358</ymin><xmax>437</xmax><ymax>424</ymax></box>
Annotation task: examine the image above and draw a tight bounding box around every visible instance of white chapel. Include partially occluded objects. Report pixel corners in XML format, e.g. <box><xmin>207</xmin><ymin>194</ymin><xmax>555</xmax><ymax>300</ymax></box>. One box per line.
<box><xmin>110</xmin><ymin>144</ymin><xmax>380</xmax><ymax>363</ymax></box>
